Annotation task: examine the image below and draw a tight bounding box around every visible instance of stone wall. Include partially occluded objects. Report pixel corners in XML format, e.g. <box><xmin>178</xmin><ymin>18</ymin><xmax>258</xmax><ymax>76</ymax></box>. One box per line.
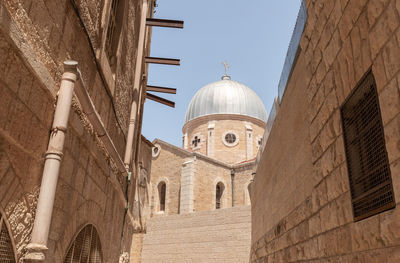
<box><xmin>0</xmin><ymin>0</ymin><xmax>153</xmax><ymax>261</ymax></box>
<box><xmin>250</xmin><ymin>0</ymin><xmax>400</xmax><ymax>262</ymax></box>
<box><xmin>141</xmin><ymin>206</ymin><xmax>251</xmax><ymax>263</ymax></box>
<box><xmin>150</xmin><ymin>140</ymin><xmax>254</xmax><ymax>216</ymax></box>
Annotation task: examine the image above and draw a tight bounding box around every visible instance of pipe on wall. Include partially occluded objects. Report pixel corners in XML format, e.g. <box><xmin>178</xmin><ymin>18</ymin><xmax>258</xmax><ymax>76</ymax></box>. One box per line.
<box><xmin>74</xmin><ymin>73</ymin><xmax>127</xmax><ymax>176</ymax></box>
<box><xmin>74</xmin><ymin>70</ymin><xmax>133</xmax><ymax>213</ymax></box>
<box><xmin>25</xmin><ymin>61</ymin><xmax>135</xmax><ymax>262</ymax></box>
<box><xmin>25</xmin><ymin>61</ymin><xmax>79</xmax><ymax>262</ymax></box>
<box><xmin>231</xmin><ymin>169</ymin><xmax>235</xmax><ymax>207</ymax></box>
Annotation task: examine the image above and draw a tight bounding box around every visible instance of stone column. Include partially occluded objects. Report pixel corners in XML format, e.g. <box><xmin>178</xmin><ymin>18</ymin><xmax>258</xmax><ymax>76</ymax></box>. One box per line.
<box><xmin>183</xmin><ymin>132</ymin><xmax>188</xmax><ymax>149</ymax></box>
<box><xmin>179</xmin><ymin>157</ymin><xmax>196</xmax><ymax>213</ymax></box>
<box><xmin>25</xmin><ymin>61</ymin><xmax>79</xmax><ymax>262</ymax></box>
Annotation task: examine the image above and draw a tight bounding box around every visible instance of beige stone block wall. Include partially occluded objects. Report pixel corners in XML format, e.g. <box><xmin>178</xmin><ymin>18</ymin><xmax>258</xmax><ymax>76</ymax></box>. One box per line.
<box><xmin>193</xmin><ymin>158</ymin><xmax>232</xmax><ymax>211</ymax></box>
<box><xmin>150</xmin><ymin>142</ymin><xmax>188</xmax><ymax>215</ymax></box>
<box><xmin>250</xmin><ymin>0</ymin><xmax>400</xmax><ymax>262</ymax></box>
<box><xmin>234</xmin><ymin>164</ymin><xmax>254</xmax><ymax>206</ymax></box>
<box><xmin>130</xmin><ymin>233</ymin><xmax>144</xmax><ymax>263</ymax></box>
<box><xmin>141</xmin><ymin>206</ymin><xmax>251</xmax><ymax>263</ymax></box>
<box><xmin>0</xmin><ymin>0</ymin><xmax>152</xmax><ymax>261</ymax></box>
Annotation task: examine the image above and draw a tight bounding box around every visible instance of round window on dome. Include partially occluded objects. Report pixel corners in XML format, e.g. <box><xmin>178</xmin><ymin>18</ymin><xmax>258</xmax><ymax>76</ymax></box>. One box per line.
<box><xmin>225</xmin><ymin>133</ymin><xmax>236</xmax><ymax>144</ymax></box>
<box><xmin>222</xmin><ymin>131</ymin><xmax>239</xmax><ymax>147</ymax></box>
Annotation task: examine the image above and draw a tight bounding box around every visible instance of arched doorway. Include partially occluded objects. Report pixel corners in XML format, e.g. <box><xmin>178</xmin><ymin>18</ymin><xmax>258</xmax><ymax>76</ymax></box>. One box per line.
<box><xmin>64</xmin><ymin>224</ymin><xmax>103</xmax><ymax>263</ymax></box>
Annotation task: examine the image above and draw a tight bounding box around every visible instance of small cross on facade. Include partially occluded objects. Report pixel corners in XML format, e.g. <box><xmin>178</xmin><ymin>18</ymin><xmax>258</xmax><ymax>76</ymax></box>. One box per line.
<box><xmin>192</xmin><ymin>136</ymin><xmax>200</xmax><ymax>147</ymax></box>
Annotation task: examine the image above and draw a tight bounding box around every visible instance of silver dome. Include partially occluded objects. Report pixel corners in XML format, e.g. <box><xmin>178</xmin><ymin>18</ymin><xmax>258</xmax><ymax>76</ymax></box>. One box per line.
<box><xmin>184</xmin><ymin>76</ymin><xmax>267</xmax><ymax>124</ymax></box>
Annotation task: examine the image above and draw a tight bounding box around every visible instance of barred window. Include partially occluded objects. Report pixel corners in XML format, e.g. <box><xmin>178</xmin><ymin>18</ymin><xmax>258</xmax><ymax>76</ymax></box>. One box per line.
<box><xmin>0</xmin><ymin>213</ymin><xmax>16</xmax><ymax>263</ymax></box>
<box><xmin>105</xmin><ymin>0</ymin><xmax>125</xmax><ymax>67</ymax></box>
<box><xmin>341</xmin><ymin>71</ymin><xmax>395</xmax><ymax>221</ymax></box>
<box><xmin>64</xmin><ymin>224</ymin><xmax>103</xmax><ymax>263</ymax></box>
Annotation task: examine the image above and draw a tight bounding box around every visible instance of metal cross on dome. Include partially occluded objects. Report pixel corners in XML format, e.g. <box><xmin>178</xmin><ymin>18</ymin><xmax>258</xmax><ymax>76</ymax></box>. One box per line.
<box><xmin>222</xmin><ymin>61</ymin><xmax>230</xmax><ymax>76</ymax></box>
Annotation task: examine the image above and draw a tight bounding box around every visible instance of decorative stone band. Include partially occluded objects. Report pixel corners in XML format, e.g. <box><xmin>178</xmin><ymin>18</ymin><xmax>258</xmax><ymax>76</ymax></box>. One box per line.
<box><xmin>44</xmin><ymin>150</ymin><xmax>64</xmax><ymax>161</ymax></box>
<box><xmin>182</xmin><ymin>114</ymin><xmax>266</xmax><ymax>134</ymax></box>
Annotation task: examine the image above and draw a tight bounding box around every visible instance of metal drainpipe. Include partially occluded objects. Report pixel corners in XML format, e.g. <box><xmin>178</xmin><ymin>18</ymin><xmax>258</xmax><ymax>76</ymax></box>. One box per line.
<box><xmin>123</xmin><ymin>0</ymin><xmax>148</xmax><ymax>169</ymax></box>
<box><xmin>231</xmin><ymin>169</ymin><xmax>235</xmax><ymax>207</ymax></box>
<box><xmin>25</xmin><ymin>61</ymin><xmax>79</xmax><ymax>262</ymax></box>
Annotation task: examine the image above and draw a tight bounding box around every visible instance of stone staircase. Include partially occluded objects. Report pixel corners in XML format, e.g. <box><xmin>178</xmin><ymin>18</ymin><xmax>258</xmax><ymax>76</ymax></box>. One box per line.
<box><xmin>141</xmin><ymin>205</ymin><xmax>251</xmax><ymax>263</ymax></box>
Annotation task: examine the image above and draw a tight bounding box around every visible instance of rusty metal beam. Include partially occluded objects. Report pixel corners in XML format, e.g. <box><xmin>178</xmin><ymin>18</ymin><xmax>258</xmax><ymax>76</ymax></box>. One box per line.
<box><xmin>146</xmin><ymin>85</ymin><xmax>176</xmax><ymax>94</ymax></box>
<box><xmin>145</xmin><ymin>56</ymin><xmax>180</xmax><ymax>66</ymax></box>
<box><xmin>146</xmin><ymin>18</ymin><xmax>184</xmax><ymax>29</ymax></box>
<box><xmin>146</xmin><ymin>92</ymin><xmax>175</xmax><ymax>108</ymax></box>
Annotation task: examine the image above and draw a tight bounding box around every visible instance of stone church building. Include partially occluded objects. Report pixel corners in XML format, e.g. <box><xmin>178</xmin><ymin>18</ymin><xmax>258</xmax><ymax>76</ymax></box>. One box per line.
<box><xmin>2</xmin><ymin>0</ymin><xmax>400</xmax><ymax>262</ymax></box>
<box><xmin>139</xmin><ymin>73</ymin><xmax>267</xmax><ymax>262</ymax></box>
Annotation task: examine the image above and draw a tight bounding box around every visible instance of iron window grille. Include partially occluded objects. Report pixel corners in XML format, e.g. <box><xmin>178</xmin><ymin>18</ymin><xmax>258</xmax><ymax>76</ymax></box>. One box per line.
<box><xmin>0</xmin><ymin>214</ymin><xmax>16</xmax><ymax>263</ymax></box>
<box><xmin>225</xmin><ymin>133</ymin><xmax>236</xmax><ymax>144</ymax></box>
<box><xmin>64</xmin><ymin>224</ymin><xmax>103</xmax><ymax>263</ymax></box>
<box><xmin>341</xmin><ymin>71</ymin><xmax>395</xmax><ymax>221</ymax></box>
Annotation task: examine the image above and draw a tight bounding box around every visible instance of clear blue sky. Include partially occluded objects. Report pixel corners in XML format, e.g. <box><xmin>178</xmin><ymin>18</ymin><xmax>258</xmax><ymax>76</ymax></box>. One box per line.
<box><xmin>142</xmin><ymin>0</ymin><xmax>302</xmax><ymax>146</ymax></box>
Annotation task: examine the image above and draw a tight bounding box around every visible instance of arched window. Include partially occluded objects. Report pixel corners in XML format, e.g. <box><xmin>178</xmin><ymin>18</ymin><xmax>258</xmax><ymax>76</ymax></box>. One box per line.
<box><xmin>0</xmin><ymin>213</ymin><xmax>16</xmax><ymax>262</ymax></box>
<box><xmin>64</xmin><ymin>224</ymin><xmax>103</xmax><ymax>263</ymax></box>
<box><xmin>158</xmin><ymin>182</ymin><xmax>166</xmax><ymax>212</ymax></box>
<box><xmin>216</xmin><ymin>182</ymin><xmax>224</xmax><ymax>209</ymax></box>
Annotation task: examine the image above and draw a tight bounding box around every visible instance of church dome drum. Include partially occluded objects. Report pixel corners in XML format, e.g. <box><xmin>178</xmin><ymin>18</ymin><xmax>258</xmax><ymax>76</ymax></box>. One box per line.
<box><xmin>184</xmin><ymin>75</ymin><xmax>267</xmax><ymax>124</ymax></box>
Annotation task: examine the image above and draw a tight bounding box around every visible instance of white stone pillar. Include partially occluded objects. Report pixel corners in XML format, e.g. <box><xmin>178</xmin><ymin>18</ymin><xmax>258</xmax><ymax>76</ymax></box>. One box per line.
<box><xmin>25</xmin><ymin>61</ymin><xmax>79</xmax><ymax>262</ymax></box>
<box><xmin>207</xmin><ymin>121</ymin><xmax>215</xmax><ymax>157</ymax></box>
<box><xmin>245</xmin><ymin>123</ymin><xmax>253</xmax><ymax>160</ymax></box>
<box><xmin>179</xmin><ymin>157</ymin><xmax>196</xmax><ymax>213</ymax></box>
<box><xmin>183</xmin><ymin>132</ymin><xmax>188</xmax><ymax>149</ymax></box>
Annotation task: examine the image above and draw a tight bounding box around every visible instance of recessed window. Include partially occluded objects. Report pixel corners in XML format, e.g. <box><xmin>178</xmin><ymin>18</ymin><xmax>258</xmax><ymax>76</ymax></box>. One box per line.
<box><xmin>341</xmin><ymin>71</ymin><xmax>395</xmax><ymax>221</ymax></box>
<box><xmin>105</xmin><ymin>0</ymin><xmax>125</xmax><ymax>69</ymax></box>
<box><xmin>192</xmin><ymin>136</ymin><xmax>200</xmax><ymax>147</ymax></box>
<box><xmin>216</xmin><ymin>182</ymin><xmax>225</xmax><ymax>209</ymax></box>
<box><xmin>256</xmin><ymin>135</ymin><xmax>263</xmax><ymax>149</ymax></box>
<box><xmin>152</xmin><ymin>144</ymin><xmax>161</xmax><ymax>158</ymax></box>
<box><xmin>158</xmin><ymin>182</ymin><xmax>166</xmax><ymax>212</ymax></box>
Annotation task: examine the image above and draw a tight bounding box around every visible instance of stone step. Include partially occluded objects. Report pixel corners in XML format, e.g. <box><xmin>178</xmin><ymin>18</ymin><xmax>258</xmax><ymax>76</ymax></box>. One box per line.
<box><xmin>141</xmin><ymin>206</ymin><xmax>251</xmax><ymax>263</ymax></box>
